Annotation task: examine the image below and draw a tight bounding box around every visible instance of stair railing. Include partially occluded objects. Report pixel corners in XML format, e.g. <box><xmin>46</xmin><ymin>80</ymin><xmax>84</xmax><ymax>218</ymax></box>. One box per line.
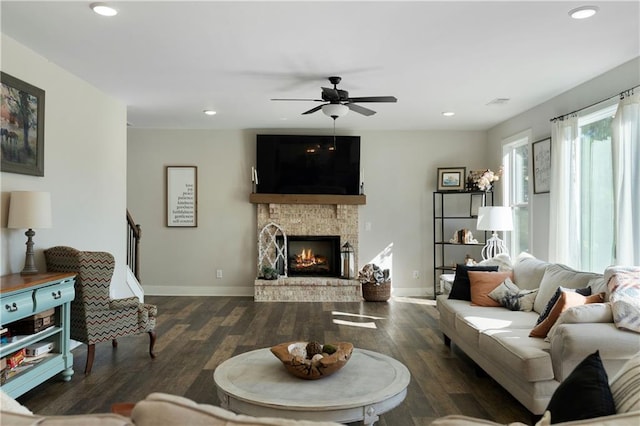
<box><xmin>126</xmin><ymin>209</ymin><xmax>142</xmax><ymax>281</ymax></box>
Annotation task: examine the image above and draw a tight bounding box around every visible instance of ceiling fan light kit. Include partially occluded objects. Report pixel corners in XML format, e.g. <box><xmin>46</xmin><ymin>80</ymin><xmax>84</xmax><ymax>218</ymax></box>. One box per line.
<box><xmin>322</xmin><ymin>104</ymin><xmax>349</xmax><ymax>119</ymax></box>
<box><xmin>272</xmin><ymin>76</ymin><xmax>397</xmax><ymax>122</ymax></box>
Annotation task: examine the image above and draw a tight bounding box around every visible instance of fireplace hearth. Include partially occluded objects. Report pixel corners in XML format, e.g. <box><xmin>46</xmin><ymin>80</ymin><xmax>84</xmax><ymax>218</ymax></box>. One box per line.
<box><xmin>277</xmin><ymin>236</ymin><xmax>340</xmax><ymax>277</ymax></box>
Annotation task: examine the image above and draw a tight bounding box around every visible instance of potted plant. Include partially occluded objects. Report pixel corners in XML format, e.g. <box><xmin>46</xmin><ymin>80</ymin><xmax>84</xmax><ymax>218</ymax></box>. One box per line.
<box><xmin>357</xmin><ymin>263</ymin><xmax>391</xmax><ymax>302</ymax></box>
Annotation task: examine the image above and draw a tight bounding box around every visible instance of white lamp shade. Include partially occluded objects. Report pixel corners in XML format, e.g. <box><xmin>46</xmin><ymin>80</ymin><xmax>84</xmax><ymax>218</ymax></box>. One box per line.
<box><xmin>8</xmin><ymin>191</ymin><xmax>52</xmax><ymax>229</ymax></box>
<box><xmin>477</xmin><ymin>206</ymin><xmax>513</xmax><ymax>231</ymax></box>
<box><xmin>322</xmin><ymin>104</ymin><xmax>349</xmax><ymax>118</ymax></box>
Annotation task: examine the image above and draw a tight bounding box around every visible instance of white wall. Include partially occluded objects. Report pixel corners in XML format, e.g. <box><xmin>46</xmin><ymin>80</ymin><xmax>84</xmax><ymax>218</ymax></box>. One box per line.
<box><xmin>487</xmin><ymin>57</ymin><xmax>640</xmax><ymax>260</ymax></box>
<box><xmin>127</xmin><ymin>128</ymin><xmax>488</xmax><ymax>297</ymax></box>
<box><xmin>0</xmin><ymin>35</ymin><xmax>130</xmax><ymax>297</ymax></box>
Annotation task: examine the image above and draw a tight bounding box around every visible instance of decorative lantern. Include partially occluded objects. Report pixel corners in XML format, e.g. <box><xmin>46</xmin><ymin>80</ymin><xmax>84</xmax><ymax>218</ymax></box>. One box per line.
<box><xmin>340</xmin><ymin>242</ymin><xmax>355</xmax><ymax>279</ymax></box>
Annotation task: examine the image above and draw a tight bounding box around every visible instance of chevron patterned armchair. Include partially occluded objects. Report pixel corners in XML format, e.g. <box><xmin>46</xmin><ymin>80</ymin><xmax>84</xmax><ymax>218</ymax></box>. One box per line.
<box><xmin>44</xmin><ymin>246</ymin><xmax>157</xmax><ymax>374</ymax></box>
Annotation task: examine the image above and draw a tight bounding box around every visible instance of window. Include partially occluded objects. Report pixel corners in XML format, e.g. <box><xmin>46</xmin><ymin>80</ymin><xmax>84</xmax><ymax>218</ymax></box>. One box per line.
<box><xmin>576</xmin><ymin>104</ymin><xmax>616</xmax><ymax>272</ymax></box>
<box><xmin>502</xmin><ymin>134</ymin><xmax>530</xmax><ymax>257</ymax></box>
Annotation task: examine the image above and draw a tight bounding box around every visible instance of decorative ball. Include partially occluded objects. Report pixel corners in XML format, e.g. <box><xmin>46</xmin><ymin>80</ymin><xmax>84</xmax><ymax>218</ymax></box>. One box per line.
<box><xmin>306</xmin><ymin>341</ymin><xmax>323</xmax><ymax>358</ymax></box>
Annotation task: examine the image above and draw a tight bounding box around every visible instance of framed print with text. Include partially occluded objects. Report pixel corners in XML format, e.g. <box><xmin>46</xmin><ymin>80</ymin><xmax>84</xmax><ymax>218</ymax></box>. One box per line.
<box><xmin>166</xmin><ymin>166</ymin><xmax>197</xmax><ymax>227</ymax></box>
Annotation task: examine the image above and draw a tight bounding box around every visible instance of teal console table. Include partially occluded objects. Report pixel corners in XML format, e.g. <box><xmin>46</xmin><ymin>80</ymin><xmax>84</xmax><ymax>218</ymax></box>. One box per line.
<box><xmin>1</xmin><ymin>272</ymin><xmax>76</xmax><ymax>398</ymax></box>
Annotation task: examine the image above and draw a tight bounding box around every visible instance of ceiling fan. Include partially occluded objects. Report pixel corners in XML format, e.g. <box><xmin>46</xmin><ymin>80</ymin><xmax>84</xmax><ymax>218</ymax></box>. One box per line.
<box><xmin>271</xmin><ymin>76</ymin><xmax>397</xmax><ymax>120</ymax></box>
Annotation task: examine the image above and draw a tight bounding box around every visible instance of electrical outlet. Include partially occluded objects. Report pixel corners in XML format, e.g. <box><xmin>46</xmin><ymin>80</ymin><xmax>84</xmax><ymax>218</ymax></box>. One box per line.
<box><xmin>365</xmin><ymin>222</ymin><xmax>372</xmax><ymax>231</ymax></box>
<box><xmin>216</xmin><ymin>269</ymin><xmax>223</xmax><ymax>279</ymax></box>
<box><xmin>412</xmin><ymin>270</ymin><xmax>419</xmax><ymax>279</ymax></box>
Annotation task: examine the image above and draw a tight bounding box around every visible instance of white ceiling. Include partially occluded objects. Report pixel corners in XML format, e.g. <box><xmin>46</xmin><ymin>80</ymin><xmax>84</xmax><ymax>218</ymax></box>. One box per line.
<box><xmin>1</xmin><ymin>1</ymin><xmax>638</xmax><ymax>131</ymax></box>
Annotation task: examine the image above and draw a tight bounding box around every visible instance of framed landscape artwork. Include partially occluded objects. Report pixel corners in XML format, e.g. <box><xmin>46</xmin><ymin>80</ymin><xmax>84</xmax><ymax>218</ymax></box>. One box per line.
<box><xmin>1</xmin><ymin>72</ymin><xmax>45</xmax><ymax>176</ymax></box>
<box><xmin>437</xmin><ymin>167</ymin><xmax>466</xmax><ymax>191</ymax></box>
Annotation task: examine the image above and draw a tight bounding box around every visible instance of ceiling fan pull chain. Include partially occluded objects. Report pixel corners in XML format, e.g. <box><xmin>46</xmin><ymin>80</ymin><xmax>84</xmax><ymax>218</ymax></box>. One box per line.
<box><xmin>333</xmin><ymin>119</ymin><xmax>337</xmax><ymax>149</ymax></box>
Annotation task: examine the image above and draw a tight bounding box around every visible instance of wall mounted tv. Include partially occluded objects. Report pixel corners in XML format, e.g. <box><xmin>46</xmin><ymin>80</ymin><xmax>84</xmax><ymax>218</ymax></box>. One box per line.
<box><xmin>256</xmin><ymin>134</ymin><xmax>361</xmax><ymax>195</ymax></box>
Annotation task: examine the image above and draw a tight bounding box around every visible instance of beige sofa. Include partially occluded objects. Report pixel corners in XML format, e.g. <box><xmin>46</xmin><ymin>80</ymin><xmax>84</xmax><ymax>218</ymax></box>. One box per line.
<box><xmin>436</xmin><ymin>254</ymin><xmax>640</xmax><ymax>415</ymax></box>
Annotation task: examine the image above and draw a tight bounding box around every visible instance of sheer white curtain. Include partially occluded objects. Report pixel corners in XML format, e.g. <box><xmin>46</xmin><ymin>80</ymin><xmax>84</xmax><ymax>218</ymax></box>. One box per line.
<box><xmin>612</xmin><ymin>92</ymin><xmax>640</xmax><ymax>266</ymax></box>
<box><xmin>548</xmin><ymin>117</ymin><xmax>580</xmax><ymax>266</ymax></box>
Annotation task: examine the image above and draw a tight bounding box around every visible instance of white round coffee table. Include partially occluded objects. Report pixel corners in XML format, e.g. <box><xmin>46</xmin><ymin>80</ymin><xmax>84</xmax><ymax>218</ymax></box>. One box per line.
<box><xmin>214</xmin><ymin>347</ymin><xmax>410</xmax><ymax>425</ymax></box>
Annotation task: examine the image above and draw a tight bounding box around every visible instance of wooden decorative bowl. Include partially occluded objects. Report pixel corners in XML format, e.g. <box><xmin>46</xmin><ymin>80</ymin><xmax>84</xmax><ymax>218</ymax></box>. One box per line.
<box><xmin>270</xmin><ymin>341</ymin><xmax>354</xmax><ymax>380</ymax></box>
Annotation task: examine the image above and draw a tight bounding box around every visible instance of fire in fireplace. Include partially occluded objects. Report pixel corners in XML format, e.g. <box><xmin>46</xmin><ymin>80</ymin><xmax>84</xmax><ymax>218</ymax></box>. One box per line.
<box><xmin>277</xmin><ymin>236</ymin><xmax>340</xmax><ymax>277</ymax></box>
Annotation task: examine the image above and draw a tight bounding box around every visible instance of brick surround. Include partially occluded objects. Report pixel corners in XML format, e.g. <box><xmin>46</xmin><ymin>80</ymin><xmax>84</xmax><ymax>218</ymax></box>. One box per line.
<box><xmin>254</xmin><ymin>203</ymin><xmax>361</xmax><ymax>302</ymax></box>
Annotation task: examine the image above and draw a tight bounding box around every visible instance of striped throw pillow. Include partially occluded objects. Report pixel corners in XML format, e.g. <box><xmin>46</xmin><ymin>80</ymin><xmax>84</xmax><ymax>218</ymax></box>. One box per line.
<box><xmin>609</xmin><ymin>351</ymin><xmax>640</xmax><ymax>413</ymax></box>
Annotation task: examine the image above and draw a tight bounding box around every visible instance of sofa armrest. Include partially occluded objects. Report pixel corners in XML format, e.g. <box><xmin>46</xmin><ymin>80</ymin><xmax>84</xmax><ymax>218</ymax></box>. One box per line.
<box><xmin>549</xmin><ymin>323</ymin><xmax>640</xmax><ymax>381</ymax></box>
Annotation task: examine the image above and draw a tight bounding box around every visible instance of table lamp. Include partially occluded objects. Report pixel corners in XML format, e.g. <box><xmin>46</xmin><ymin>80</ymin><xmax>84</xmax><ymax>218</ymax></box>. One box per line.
<box><xmin>476</xmin><ymin>206</ymin><xmax>513</xmax><ymax>260</ymax></box>
<box><xmin>8</xmin><ymin>191</ymin><xmax>52</xmax><ymax>275</ymax></box>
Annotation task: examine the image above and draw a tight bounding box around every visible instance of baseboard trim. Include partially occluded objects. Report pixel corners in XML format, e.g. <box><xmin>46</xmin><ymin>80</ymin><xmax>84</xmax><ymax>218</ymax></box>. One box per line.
<box><xmin>143</xmin><ymin>285</ymin><xmax>432</xmax><ymax>298</ymax></box>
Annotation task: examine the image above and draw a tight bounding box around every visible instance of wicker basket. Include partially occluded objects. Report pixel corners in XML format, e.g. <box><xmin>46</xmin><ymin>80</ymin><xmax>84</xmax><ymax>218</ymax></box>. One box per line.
<box><xmin>362</xmin><ymin>282</ymin><xmax>391</xmax><ymax>302</ymax></box>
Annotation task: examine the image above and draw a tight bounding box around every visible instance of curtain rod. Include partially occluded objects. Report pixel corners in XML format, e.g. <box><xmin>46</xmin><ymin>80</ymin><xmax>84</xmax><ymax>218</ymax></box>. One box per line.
<box><xmin>550</xmin><ymin>85</ymin><xmax>639</xmax><ymax>122</ymax></box>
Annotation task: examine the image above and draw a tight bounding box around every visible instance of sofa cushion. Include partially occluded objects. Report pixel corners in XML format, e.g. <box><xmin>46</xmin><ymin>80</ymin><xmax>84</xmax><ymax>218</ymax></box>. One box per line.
<box><xmin>605</xmin><ymin>266</ymin><xmax>640</xmax><ymax>333</ymax></box>
<box><xmin>530</xmin><ymin>291</ymin><xmax>605</xmax><ymax>338</ymax></box>
<box><xmin>488</xmin><ymin>278</ymin><xmax>537</xmax><ymax>312</ymax></box>
<box><xmin>131</xmin><ymin>392</ymin><xmax>343</xmax><ymax>426</ymax></box>
<box><xmin>480</xmin><ymin>328</ymin><xmax>554</xmax><ymax>382</ymax></box>
<box><xmin>534</xmin><ymin>264</ymin><xmax>602</xmax><ymax>314</ymax></box>
<box><xmin>546</xmin><ymin>351</ymin><xmax>615</xmax><ymax>423</ymax></box>
<box><xmin>454</xmin><ymin>306</ymin><xmax>539</xmax><ymax>348</ymax></box>
<box><xmin>512</xmin><ymin>253</ymin><xmax>548</xmax><ymax>291</ymax></box>
<box><xmin>469</xmin><ymin>271</ymin><xmax>513</xmax><ymax>307</ymax></box>
<box><xmin>609</xmin><ymin>351</ymin><xmax>640</xmax><ymax>413</ymax></box>
<box><xmin>546</xmin><ymin>303</ymin><xmax>613</xmax><ymax>342</ymax></box>
<box><xmin>449</xmin><ymin>265</ymin><xmax>499</xmax><ymax>301</ymax></box>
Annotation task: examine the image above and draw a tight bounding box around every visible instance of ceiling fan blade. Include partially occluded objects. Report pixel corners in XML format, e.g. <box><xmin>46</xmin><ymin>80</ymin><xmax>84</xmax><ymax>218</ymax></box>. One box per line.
<box><xmin>321</xmin><ymin>87</ymin><xmax>340</xmax><ymax>101</ymax></box>
<box><xmin>346</xmin><ymin>103</ymin><xmax>376</xmax><ymax>116</ymax></box>
<box><xmin>271</xmin><ymin>98</ymin><xmax>323</xmax><ymax>102</ymax></box>
<box><xmin>302</xmin><ymin>105</ymin><xmax>324</xmax><ymax>115</ymax></box>
<box><xmin>347</xmin><ymin>96</ymin><xmax>398</xmax><ymax>103</ymax></box>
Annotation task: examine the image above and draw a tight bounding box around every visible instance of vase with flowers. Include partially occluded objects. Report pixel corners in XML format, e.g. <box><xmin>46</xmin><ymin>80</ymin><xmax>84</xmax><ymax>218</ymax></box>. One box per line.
<box><xmin>467</xmin><ymin>167</ymin><xmax>503</xmax><ymax>192</ymax></box>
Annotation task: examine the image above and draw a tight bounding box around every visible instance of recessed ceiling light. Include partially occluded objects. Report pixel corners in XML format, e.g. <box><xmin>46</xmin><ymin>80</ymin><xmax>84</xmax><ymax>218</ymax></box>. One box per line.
<box><xmin>90</xmin><ymin>3</ymin><xmax>118</xmax><ymax>17</ymax></box>
<box><xmin>203</xmin><ymin>110</ymin><xmax>217</xmax><ymax>116</ymax></box>
<box><xmin>569</xmin><ymin>6</ymin><xmax>599</xmax><ymax>19</ymax></box>
<box><xmin>442</xmin><ymin>111</ymin><xmax>455</xmax><ymax>117</ymax></box>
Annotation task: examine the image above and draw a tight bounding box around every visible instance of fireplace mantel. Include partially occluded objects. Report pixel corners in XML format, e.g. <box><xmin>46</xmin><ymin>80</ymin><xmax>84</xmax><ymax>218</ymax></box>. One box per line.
<box><xmin>249</xmin><ymin>193</ymin><xmax>366</xmax><ymax>205</ymax></box>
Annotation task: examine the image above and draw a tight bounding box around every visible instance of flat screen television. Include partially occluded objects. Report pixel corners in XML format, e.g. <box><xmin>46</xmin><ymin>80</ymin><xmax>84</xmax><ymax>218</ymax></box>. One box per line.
<box><xmin>256</xmin><ymin>134</ymin><xmax>360</xmax><ymax>195</ymax></box>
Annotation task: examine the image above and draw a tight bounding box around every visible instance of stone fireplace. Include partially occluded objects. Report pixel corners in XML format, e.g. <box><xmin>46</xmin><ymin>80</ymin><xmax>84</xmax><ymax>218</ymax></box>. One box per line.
<box><xmin>253</xmin><ymin>199</ymin><xmax>363</xmax><ymax>302</ymax></box>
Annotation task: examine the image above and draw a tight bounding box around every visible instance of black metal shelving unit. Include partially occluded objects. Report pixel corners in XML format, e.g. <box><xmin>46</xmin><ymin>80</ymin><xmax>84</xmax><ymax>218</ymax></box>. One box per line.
<box><xmin>432</xmin><ymin>190</ymin><xmax>493</xmax><ymax>298</ymax></box>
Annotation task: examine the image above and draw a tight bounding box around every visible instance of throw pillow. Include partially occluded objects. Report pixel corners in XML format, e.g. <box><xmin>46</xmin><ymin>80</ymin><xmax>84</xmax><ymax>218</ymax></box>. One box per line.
<box><xmin>477</xmin><ymin>253</ymin><xmax>513</xmax><ymax>271</ymax></box>
<box><xmin>609</xmin><ymin>351</ymin><xmax>640</xmax><ymax>413</ymax></box>
<box><xmin>605</xmin><ymin>266</ymin><xmax>640</xmax><ymax>333</ymax></box>
<box><xmin>546</xmin><ymin>302</ymin><xmax>613</xmax><ymax>342</ymax></box>
<box><xmin>468</xmin><ymin>271</ymin><xmax>513</xmax><ymax>307</ymax></box>
<box><xmin>545</xmin><ymin>351</ymin><xmax>615</xmax><ymax>423</ymax></box>
<box><xmin>529</xmin><ymin>291</ymin><xmax>605</xmax><ymax>338</ymax></box>
<box><xmin>533</xmin><ymin>263</ymin><xmax>602</xmax><ymax>314</ymax></box>
<box><xmin>535</xmin><ymin>286</ymin><xmax>592</xmax><ymax>326</ymax></box>
<box><xmin>488</xmin><ymin>277</ymin><xmax>538</xmax><ymax>312</ymax></box>
<box><xmin>448</xmin><ymin>264</ymin><xmax>499</xmax><ymax>301</ymax></box>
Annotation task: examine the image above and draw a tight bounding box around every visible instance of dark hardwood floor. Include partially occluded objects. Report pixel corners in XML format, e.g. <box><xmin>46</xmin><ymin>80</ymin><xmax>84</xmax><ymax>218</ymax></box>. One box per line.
<box><xmin>16</xmin><ymin>296</ymin><xmax>532</xmax><ymax>425</ymax></box>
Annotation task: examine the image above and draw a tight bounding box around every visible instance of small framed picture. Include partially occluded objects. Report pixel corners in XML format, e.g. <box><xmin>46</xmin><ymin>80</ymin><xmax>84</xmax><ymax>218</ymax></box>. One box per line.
<box><xmin>469</xmin><ymin>192</ymin><xmax>486</xmax><ymax>217</ymax></box>
<box><xmin>532</xmin><ymin>138</ymin><xmax>551</xmax><ymax>194</ymax></box>
<box><xmin>437</xmin><ymin>167</ymin><xmax>466</xmax><ymax>191</ymax></box>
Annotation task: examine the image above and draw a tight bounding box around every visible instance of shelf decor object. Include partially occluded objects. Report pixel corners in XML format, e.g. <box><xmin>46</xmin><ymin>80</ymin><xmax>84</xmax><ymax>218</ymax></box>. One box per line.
<box><xmin>0</xmin><ymin>72</ymin><xmax>45</xmax><ymax>176</ymax></box>
<box><xmin>437</xmin><ymin>167</ymin><xmax>466</xmax><ymax>191</ymax></box>
<box><xmin>476</xmin><ymin>206</ymin><xmax>513</xmax><ymax>260</ymax></box>
<box><xmin>7</xmin><ymin>191</ymin><xmax>52</xmax><ymax>275</ymax></box>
